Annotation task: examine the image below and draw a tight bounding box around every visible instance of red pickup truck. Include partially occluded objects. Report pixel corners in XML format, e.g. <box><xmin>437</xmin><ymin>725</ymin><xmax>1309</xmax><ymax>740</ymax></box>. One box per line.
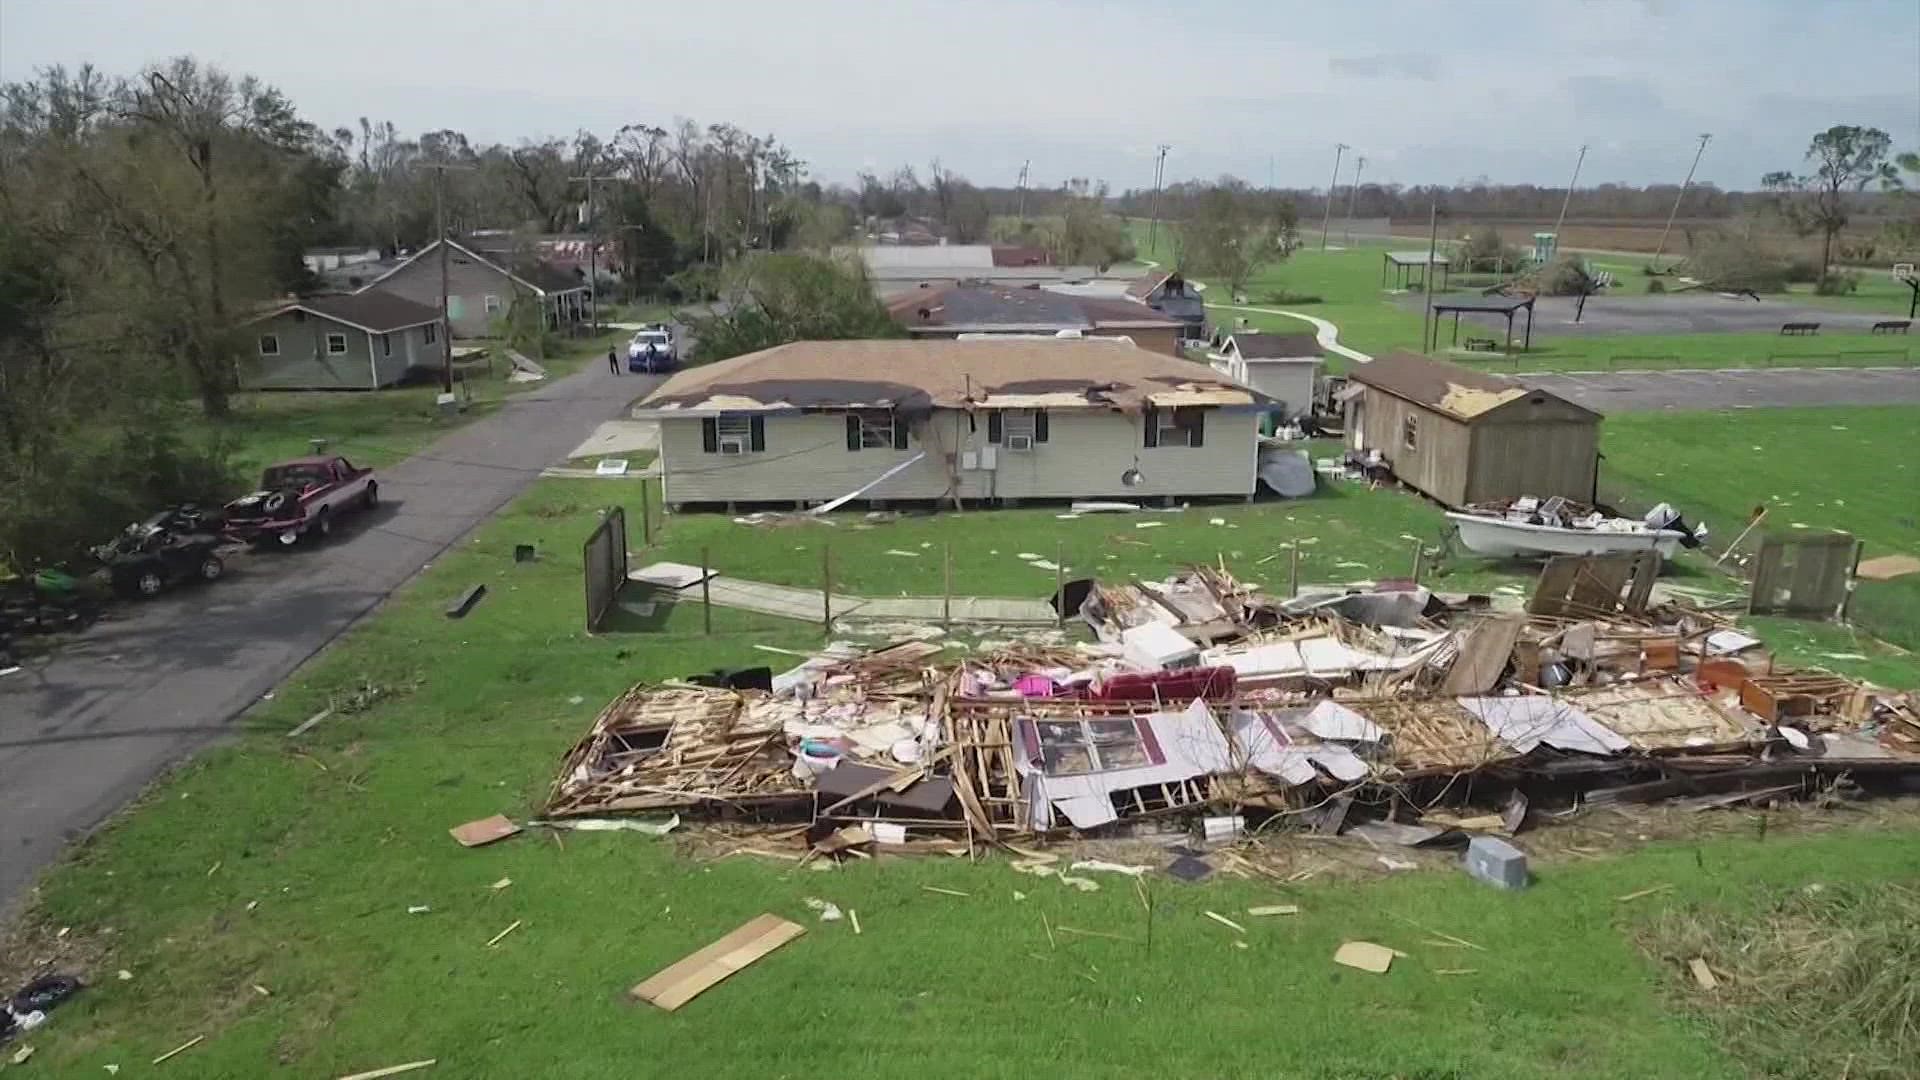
<box><xmin>224</xmin><ymin>456</ymin><xmax>378</xmax><ymax>547</ymax></box>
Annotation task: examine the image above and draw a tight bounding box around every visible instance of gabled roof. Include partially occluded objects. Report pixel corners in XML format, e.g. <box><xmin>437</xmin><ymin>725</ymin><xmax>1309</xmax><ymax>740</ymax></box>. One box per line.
<box><xmin>635</xmin><ymin>338</ymin><xmax>1269</xmax><ymax>416</ymax></box>
<box><xmin>246</xmin><ymin>292</ymin><xmax>443</xmax><ymax>334</ymax></box>
<box><xmin>1348</xmin><ymin>351</ymin><xmax>1598</xmax><ymax>422</ymax></box>
<box><xmin>1125</xmin><ymin>270</ymin><xmax>1173</xmax><ymax>300</ymax></box>
<box><xmin>1229</xmin><ymin>332</ymin><xmax>1322</xmax><ymax>360</ymax></box>
<box><xmin>361</xmin><ymin>238</ymin><xmax>587</xmax><ymax>296</ymax></box>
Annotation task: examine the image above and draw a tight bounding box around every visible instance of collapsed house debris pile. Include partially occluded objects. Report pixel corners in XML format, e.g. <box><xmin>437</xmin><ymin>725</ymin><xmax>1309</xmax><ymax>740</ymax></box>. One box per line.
<box><xmin>544</xmin><ymin>555</ymin><xmax>1920</xmax><ymax>855</ymax></box>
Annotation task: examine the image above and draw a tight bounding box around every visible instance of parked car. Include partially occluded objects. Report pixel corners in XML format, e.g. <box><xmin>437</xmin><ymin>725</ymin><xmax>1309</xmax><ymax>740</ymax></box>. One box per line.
<box><xmin>91</xmin><ymin>506</ymin><xmax>226</xmax><ymax>598</ymax></box>
<box><xmin>627</xmin><ymin>325</ymin><xmax>678</xmax><ymax>373</ymax></box>
<box><xmin>224</xmin><ymin>456</ymin><xmax>378</xmax><ymax>547</ymax></box>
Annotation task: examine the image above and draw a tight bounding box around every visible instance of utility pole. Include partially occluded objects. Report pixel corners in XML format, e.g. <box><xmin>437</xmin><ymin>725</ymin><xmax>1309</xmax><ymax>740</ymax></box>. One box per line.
<box><xmin>1146</xmin><ymin>143</ymin><xmax>1170</xmax><ymax>256</ymax></box>
<box><xmin>1422</xmin><ymin>200</ymin><xmax>1440</xmax><ymax>351</ymax></box>
<box><xmin>417</xmin><ymin>159</ymin><xmax>473</xmax><ymax>393</ymax></box>
<box><xmin>1343</xmin><ymin>155</ymin><xmax>1366</xmax><ymax>248</ymax></box>
<box><xmin>1651</xmin><ymin>133</ymin><xmax>1712</xmax><ymax>270</ymax></box>
<box><xmin>1017</xmin><ymin>159</ymin><xmax>1030</xmax><ymax>224</ymax></box>
<box><xmin>1551</xmin><ymin>144</ymin><xmax>1589</xmax><ymax>255</ymax></box>
<box><xmin>570</xmin><ymin>167</ymin><xmax>625</xmax><ymax>334</ymax></box>
<box><xmin>1320</xmin><ymin>143</ymin><xmax>1348</xmax><ymax>250</ymax></box>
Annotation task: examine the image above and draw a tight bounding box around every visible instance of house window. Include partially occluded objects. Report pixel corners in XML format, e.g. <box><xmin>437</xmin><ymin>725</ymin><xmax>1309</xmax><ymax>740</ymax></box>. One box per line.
<box><xmin>1402</xmin><ymin>415</ymin><xmax>1419</xmax><ymax>451</ymax></box>
<box><xmin>701</xmin><ymin>415</ymin><xmax>765</xmax><ymax>454</ymax></box>
<box><xmin>987</xmin><ymin>409</ymin><xmax>1049</xmax><ymax>447</ymax></box>
<box><xmin>845</xmin><ymin>410</ymin><xmax>906</xmax><ymax>451</ymax></box>
<box><xmin>423</xmin><ymin>322</ymin><xmax>437</xmax><ymax>345</ymax></box>
<box><xmin>258</xmin><ymin>334</ymin><xmax>280</xmax><ymax>357</ymax></box>
<box><xmin>484</xmin><ymin>295</ymin><xmax>503</xmax><ymax>314</ymax></box>
<box><xmin>325</xmin><ymin>333</ymin><xmax>348</xmax><ymax>355</ymax></box>
<box><xmin>1030</xmin><ymin>718</ymin><xmax>1158</xmax><ymax>775</ymax></box>
<box><xmin>1145</xmin><ymin>405</ymin><xmax>1206</xmax><ymax>448</ymax></box>
<box><xmin>379</xmin><ymin>333</ymin><xmax>392</xmax><ymax>357</ymax></box>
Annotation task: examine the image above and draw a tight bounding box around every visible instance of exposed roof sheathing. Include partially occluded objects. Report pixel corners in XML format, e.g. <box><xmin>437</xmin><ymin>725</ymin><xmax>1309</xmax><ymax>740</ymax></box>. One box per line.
<box><xmin>1349</xmin><ymin>350</ymin><xmax>1591</xmax><ymax>422</ymax></box>
<box><xmin>636</xmin><ymin>339</ymin><xmax>1269</xmax><ymax>416</ymax></box>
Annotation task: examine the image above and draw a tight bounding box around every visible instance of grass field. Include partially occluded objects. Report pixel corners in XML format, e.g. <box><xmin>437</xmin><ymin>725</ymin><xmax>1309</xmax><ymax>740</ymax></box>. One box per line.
<box><xmin>12</xmin><ymin>476</ymin><xmax>1920</xmax><ymax>1079</ymax></box>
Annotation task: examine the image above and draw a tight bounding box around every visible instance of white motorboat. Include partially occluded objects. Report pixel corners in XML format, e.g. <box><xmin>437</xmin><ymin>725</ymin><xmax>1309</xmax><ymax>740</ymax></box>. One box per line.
<box><xmin>1446</xmin><ymin>497</ymin><xmax>1704</xmax><ymax>560</ymax></box>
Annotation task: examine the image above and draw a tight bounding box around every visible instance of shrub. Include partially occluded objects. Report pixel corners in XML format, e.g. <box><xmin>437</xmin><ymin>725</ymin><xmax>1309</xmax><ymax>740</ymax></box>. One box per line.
<box><xmin>1646</xmin><ymin>278</ymin><xmax>1666</xmax><ymax>293</ymax></box>
<box><xmin>1814</xmin><ymin>271</ymin><xmax>1861</xmax><ymax>295</ymax></box>
<box><xmin>1783</xmin><ymin>255</ymin><xmax>1824</xmax><ymax>283</ymax></box>
<box><xmin>1689</xmin><ymin>233</ymin><xmax>1791</xmax><ymax>292</ymax></box>
<box><xmin>1454</xmin><ymin>226</ymin><xmax>1525</xmax><ymax>274</ymax></box>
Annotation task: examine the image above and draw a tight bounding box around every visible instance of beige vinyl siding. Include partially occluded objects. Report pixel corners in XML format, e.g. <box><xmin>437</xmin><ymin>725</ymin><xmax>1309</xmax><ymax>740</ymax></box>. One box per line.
<box><xmin>1466</xmin><ymin>416</ymin><xmax>1600</xmax><ymax>504</ymax></box>
<box><xmin>658</xmin><ymin>407</ymin><xmax>1257</xmax><ymax>506</ymax></box>
<box><xmin>243</xmin><ymin>312</ymin><xmax>414</xmax><ymax>390</ymax></box>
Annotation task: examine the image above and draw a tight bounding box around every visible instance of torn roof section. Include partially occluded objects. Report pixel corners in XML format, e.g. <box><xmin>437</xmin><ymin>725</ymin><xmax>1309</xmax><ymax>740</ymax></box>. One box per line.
<box><xmin>1349</xmin><ymin>350</ymin><xmax>1599</xmax><ymax>423</ymax></box>
<box><xmin>633</xmin><ymin>338</ymin><xmax>1274</xmax><ymax>417</ymax></box>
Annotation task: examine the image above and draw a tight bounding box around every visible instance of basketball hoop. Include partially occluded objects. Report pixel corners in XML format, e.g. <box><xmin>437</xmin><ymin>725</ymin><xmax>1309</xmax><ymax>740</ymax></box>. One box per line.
<box><xmin>1893</xmin><ymin>262</ymin><xmax>1915</xmax><ymax>283</ymax></box>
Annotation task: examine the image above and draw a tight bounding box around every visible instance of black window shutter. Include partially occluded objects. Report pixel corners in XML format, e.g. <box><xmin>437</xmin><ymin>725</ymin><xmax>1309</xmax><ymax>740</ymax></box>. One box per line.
<box><xmin>1189</xmin><ymin>409</ymin><xmax>1205</xmax><ymax>448</ymax></box>
<box><xmin>701</xmin><ymin>418</ymin><xmax>719</xmax><ymax>453</ymax></box>
<box><xmin>1034</xmin><ymin>410</ymin><xmax>1049</xmax><ymax>443</ymax></box>
<box><xmin>892</xmin><ymin>414</ymin><xmax>910</xmax><ymax>450</ymax></box>
<box><xmin>1143</xmin><ymin>405</ymin><xmax>1159</xmax><ymax>447</ymax></box>
<box><xmin>749</xmin><ymin>416</ymin><xmax>766</xmax><ymax>452</ymax></box>
<box><xmin>987</xmin><ymin>411</ymin><xmax>1003</xmax><ymax>444</ymax></box>
<box><xmin>846</xmin><ymin>414</ymin><xmax>861</xmax><ymax>451</ymax></box>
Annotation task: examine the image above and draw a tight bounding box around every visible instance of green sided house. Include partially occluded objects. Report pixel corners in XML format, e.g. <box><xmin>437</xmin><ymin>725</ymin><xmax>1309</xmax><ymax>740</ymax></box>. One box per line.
<box><xmin>359</xmin><ymin>238</ymin><xmax>589</xmax><ymax>339</ymax></box>
<box><xmin>242</xmin><ymin>293</ymin><xmax>446</xmax><ymax>390</ymax></box>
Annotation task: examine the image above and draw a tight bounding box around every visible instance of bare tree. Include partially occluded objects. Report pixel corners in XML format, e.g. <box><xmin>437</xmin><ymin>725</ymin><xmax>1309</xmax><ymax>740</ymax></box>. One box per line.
<box><xmin>1763</xmin><ymin>125</ymin><xmax>1896</xmax><ymax>282</ymax></box>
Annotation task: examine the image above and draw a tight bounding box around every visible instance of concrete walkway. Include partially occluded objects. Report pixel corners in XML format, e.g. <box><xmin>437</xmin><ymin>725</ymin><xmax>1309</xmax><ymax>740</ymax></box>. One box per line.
<box><xmin>0</xmin><ymin>364</ymin><xmax>659</xmax><ymax>907</ymax></box>
<box><xmin>639</xmin><ymin>574</ymin><xmax>1058</xmax><ymax>625</ymax></box>
<box><xmin>1208</xmin><ymin>304</ymin><xmax>1374</xmax><ymax>364</ymax></box>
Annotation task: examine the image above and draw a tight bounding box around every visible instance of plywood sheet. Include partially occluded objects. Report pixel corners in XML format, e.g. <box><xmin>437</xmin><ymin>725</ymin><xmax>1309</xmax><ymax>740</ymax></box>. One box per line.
<box><xmin>630</xmin><ymin>914</ymin><xmax>805</xmax><ymax>1012</ymax></box>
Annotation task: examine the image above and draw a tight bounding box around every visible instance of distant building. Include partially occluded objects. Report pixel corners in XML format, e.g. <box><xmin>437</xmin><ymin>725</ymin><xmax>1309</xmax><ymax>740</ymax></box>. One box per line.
<box><xmin>1344</xmin><ymin>351</ymin><xmax>1601</xmax><ymax>507</ymax></box>
<box><xmin>241</xmin><ymin>293</ymin><xmax>445</xmax><ymax>390</ymax></box>
<box><xmin>1125</xmin><ymin>271</ymin><xmax>1206</xmax><ymax>341</ymax></box>
<box><xmin>358</xmin><ymin>238</ymin><xmax>588</xmax><ymax>338</ymax></box>
<box><xmin>301</xmin><ymin>246</ymin><xmax>383</xmax><ymax>274</ymax></box>
<box><xmin>633</xmin><ymin>338</ymin><xmax>1273</xmax><ymax>509</ymax></box>
<box><xmin>1211</xmin><ymin>332</ymin><xmax>1323</xmax><ymax>419</ymax></box>
<box><xmin>886</xmin><ymin>282</ymin><xmax>1185</xmax><ymax>355</ymax></box>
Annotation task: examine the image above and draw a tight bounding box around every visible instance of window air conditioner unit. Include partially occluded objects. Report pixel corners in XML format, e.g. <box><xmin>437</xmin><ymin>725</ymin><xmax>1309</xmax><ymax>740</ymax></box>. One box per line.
<box><xmin>717</xmin><ymin>436</ymin><xmax>746</xmax><ymax>456</ymax></box>
<box><xmin>1004</xmin><ymin>433</ymin><xmax>1034</xmax><ymax>452</ymax></box>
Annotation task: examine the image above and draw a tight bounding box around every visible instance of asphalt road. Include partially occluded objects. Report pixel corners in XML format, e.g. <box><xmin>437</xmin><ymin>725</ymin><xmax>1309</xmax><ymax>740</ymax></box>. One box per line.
<box><xmin>0</xmin><ymin>362</ymin><xmax>655</xmax><ymax>907</ymax></box>
<box><xmin>1518</xmin><ymin>366</ymin><xmax>1920</xmax><ymax>412</ymax></box>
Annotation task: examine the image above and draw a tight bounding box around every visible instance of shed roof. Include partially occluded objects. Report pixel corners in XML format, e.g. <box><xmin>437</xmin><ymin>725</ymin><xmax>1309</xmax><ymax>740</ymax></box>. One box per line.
<box><xmin>1384</xmin><ymin>251</ymin><xmax>1452</xmax><ymax>266</ymax></box>
<box><xmin>1349</xmin><ymin>351</ymin><xmax>1594</xmax><ymax>422</ymax></box>
<box><xmin>248</xmin><ymin>292</ymin><xmax>443</xmax><ymax>334</ymax></box>
<box><xmin>1430</xmin><ymin>294</ymin><xmax>1535</xmax><ymax>314</ymax></box>
<box><xmin>1230</xmin><ymin>332</ymin><xmax>1323</xmax><ymax>360</ymax></box>
<box><xmin>635</xmin><ymin>338</ymin><xmax>1268</xmax><ymax>416</ymax></box>
<box><xmin>888</xmin><ymin>283</ymin><xmax>1180</xmax><ymax>332</ymax></box>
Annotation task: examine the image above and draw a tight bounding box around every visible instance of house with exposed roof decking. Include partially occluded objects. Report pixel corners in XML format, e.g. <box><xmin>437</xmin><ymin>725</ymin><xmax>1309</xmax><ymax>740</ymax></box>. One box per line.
<box><xmin>885</xmin><ymin>282</ymin><xmax>1186</xmax><ymax>355</ymax></box>
<box><xmin>632</xmin><ymin>338</ymin><xmax>1274</xmax><ymax>509</ymax></box>
<box><xmin>1343</xmin><ymin>351</ymin><xmax>1602</xmax><ymax>507</ymax></box>
<box><xmin>359</xmin><ymin>238</ymin><xmax>589</xmax><ymax>338</ymax></box>
<box><xmin>241</xmin><ymin>293</ymin><xmax>445</xmax><ymax>389</ymax></box>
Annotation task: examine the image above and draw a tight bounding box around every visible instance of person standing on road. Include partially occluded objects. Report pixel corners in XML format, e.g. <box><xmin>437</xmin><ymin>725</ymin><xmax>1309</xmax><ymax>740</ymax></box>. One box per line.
<box><xmin>607</xmin><ymin>346</ymin><xmax>621</xmax><ymax>375</ymax></box>
<box><xmin>642</xmin><ymin>342</ymin><xmax>658</xmax><ymax>373</ymax></box>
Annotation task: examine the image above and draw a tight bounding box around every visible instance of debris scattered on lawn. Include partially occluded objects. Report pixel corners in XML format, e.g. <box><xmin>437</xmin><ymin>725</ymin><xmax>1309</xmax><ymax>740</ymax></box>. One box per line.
<box><xmin>489</xmin><ymin>877</ymin><xmax>513</xmax><ymax>891</ymax></box>
<box><xmin>336</xmin><ymin>1059</ymin><xmax>438</xmax><ymax>1080</ymax></box>
<box><xmin>1165</xmin><ymin>855</ymin><xmax>1214</xmax><ymax>882</ymax></box>
<box><xmin>251</xmin><ymin>985</ymin><xmax>271</xmax><ymax>998</ymax></box>
<box><xmin>1204</xmin><ymin>911</ymin><xmax>1248</xmax><ymax>934</ymax></box>
<box><xmin>1333</xmin><ymin>941</ymin><xmax>1396</xmax><ymax>974</ymax></box>
<box><xmin>116</xmin><ymin>970</ymin><xmax>133</xmax><ymax>981</ymax></box>
<box><xmin>1433</xmin><ymin>968</ymin><xmax>1478</xmax><ymax>976</ymax></box>
<box><xmin>407</xmin><ymin>905</ymin><xmax>431</xmax><ymax>915</ymax></box>
<box><xmin>803</xmin><ymin>897</ymin><xmax>844</xmax><ymax>922</ymax></box>
<box><xmin>449</xmin><ymin>815</ymin><xmax>521</xmax><ymax>848</ymax></box>
<box><xmin>1247</xmin><ymin>905</ymin><xmax>1300</xmax><ymax>917</ymax></box>
<box><xmin>444</xmin><ymin>584</ymin><xmax>487</xmax><ymax>619</ymax></box>
<box><xmin>1133</xmin><ymin>521</ymin><xmax>1166</xmax><ymax>529</ymax></box>
<box><xmin>10</xmin><ymin>1045</ymin><xmax>32</xmax><ymax>1065</ymax></box>
<box><xmin>151</xmin><ymin>1034</ymin><xmax>205</xmax><ymax>1064</ymax></box>
<box><xmin>1068</xmin><ymin>859</ymin><xmax>1151</xmax><ymax>877</ymax></box>
<box><xmin>849</xmin><ymin>910</ymin><xmax>861</xmax><ymax>935</ymax></box>
<box><xmin>536</xmin><ymin>815</ymin><xmax>679</xmax><ymax>836</ymax></box>
<box><xmin>1615</xmin><ymin>883</ymin><xmax>1674</xmax><ymax>903</ymax></box>
<box><xmin>286</xmin><ymin>706</ymin><xmax>335</xmax><ymax>738</ymax></box>
<box><xmin>628</xmin><ymin>914</ymin><xmax>805</xmax><ymax>1012</ymax></box>
<box><xmin>922</xmin><ymin>886</ymin><xmax>970</xmax><ymax>898</ymax></box>
<box><xmin>1688</xmin><ymin>957</ymin><xmax>1720</xmax><ymax>990</ymax></box>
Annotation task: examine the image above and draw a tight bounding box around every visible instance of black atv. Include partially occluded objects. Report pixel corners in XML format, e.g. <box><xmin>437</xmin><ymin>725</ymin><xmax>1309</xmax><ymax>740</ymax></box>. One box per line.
<box><xmin>92</xmin><ymin>506</ymin><xmax>227</xmax><ymax>599</ymax></box>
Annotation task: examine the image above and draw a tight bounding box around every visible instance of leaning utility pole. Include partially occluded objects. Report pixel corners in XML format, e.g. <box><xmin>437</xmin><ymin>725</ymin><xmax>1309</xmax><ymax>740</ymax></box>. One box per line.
<box><xmin>1146</xmin><ymin>143</ymin><xmax>1171</xmax><ymax>255</ymax></box>
<box><xmin>1320</xmin><ymin>143</ymin><xmax>1348</xmax><ymax>249</ymax></box>
<box><xmin>1551</xmin><ymin>144</ymin><xmax>1590</xmax><ymax>253</ymax></box>
<box><xmin>1343</xmin><ymin>155</ymin><xmax>1367</xmax><ymax>248</ymax></box>
<box><xmin>1650</xmin><ymin>133</ymin><xmax>1712</xmax><ymax>270</ymax></box>
<box><xmin>1016</xmin><ymin>159</ymin><xmax>1031</xmax><ymax>224</ymax></box>
<box><xmin>417</xmin><ymin>159</ymin><xmax>473</xmax><ymax>392</ymax></box>
<box><xmin>570</xmin><ymin>167</ymin><xmax>624</xmax><ymax>333</ymax></box>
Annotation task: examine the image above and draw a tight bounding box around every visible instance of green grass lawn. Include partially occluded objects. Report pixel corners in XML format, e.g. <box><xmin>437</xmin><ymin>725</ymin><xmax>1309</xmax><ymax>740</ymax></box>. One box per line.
<box><xmin>16</xmin><ymin>476</ymin><xmax>1920</xmax><ymax>1078</ymax></box>
<box><xmin>1601</xmin><ymin>405</ymin><xmax>1920</xmax><ymax>663</ymax></box>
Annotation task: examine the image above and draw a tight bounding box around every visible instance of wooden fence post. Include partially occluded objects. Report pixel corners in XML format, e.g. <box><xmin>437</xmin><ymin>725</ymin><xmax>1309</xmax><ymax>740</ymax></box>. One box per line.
<box><xmin>1054</xmin><ymin>541</ymin><xmax>1064</xmax><ymax>628</ymax></box>
<box><xmin>701</xmin><ymin>545</ymin><xmax>711</xmax><ymax>635</ymax></box>
<box><xmin>822</xmin><ymin>543</ymin><xmax>833</xmax><ymax>640</ymax></box>
<box><xmin>1409</xmin><ymin>537</ymin><xmax>1424</xmax><ymax>583</ymax></box>
<box><xmin>943</xmin><ymin>544</ymin><xmax>952</xmax><ymax>632</ymax></box>
<box><xmin>639</xmin><ymin>482</ymin><xmax>652</xmax><ymax>546</ymax></box>
<box><xmin>1288</xmin><ymin>545</ymin><xmax>1300</xmax><ymax>598</ymax></box>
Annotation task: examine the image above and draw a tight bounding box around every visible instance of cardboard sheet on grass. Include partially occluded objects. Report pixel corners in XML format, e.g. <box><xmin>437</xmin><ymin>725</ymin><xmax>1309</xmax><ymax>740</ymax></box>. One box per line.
<box><xmin>630</xmin><ymin>914</ymin><xmax>805</xmax><ymax>1011</ymax></box>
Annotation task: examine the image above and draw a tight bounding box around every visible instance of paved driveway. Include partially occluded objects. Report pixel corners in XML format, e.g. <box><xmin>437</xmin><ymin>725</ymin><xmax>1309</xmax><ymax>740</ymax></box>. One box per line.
<box><xmin>1520</xmin><ymin>366</ymin><xmax>1920</xmax><ymax>412</ymax></box>
<box><xmin>0</xmin><ymin>363</ymin><xmax>655</xmax><ymax>906</ymax></box>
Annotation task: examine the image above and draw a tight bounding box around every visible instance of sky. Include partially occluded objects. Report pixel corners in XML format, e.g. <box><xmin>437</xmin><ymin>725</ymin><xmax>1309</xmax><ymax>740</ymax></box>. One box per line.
<box><xmin>2</xmin><ymin>0</ymin><xmax>1917</xmax><ymax>194</ymax></box>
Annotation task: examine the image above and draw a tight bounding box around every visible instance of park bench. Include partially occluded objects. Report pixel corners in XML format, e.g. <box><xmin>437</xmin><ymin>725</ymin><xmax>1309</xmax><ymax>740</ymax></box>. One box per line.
<box><xmin>1871</xmin><ymin>320</ymin><xmax>1911</xmax><ymax>335</ymax></box>
<box><xmin>1463</xmin><ymin>337</ymin><xmax>1499</xmax><ymax>352</ymax></box>
<box><xmin>1779</xmin><ymin>322</ymin><xmax>1820</xmax><ymax>336</ymax></box>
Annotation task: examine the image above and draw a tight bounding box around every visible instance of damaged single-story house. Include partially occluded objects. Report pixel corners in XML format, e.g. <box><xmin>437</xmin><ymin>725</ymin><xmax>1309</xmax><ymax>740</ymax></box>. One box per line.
<box><xmin>633</xmin><ymin>337</ymin><xmax>1274</xmax><ymax>509</ymax></box>
<box><xmin>1209</xmin><ymin>332</ymin><xmax>1323</xmax><ymax>419</ymax></box>
<box><xmin>885</xmin><ymin>282</ymin><xmax>1186</xmax><ymax>355</ymax></box>
<box><xmin>240</xmin><ymin>292</ymin><xmax>445</xmax><ymax>390</ymax></box>
<box><xmin>1344</xmin><ymin>351</ymin><xmax>1601</xmax><ymax>507</ymax></box>
<box><xmin>1125</xmin><ymin>270</ymin><xmax>1206</xmax><ymax>340</ymax></box>
<box><xmin>358</xmin><ymin>238</ymin><xmax>588</xmax><ymax>338</ymax></box>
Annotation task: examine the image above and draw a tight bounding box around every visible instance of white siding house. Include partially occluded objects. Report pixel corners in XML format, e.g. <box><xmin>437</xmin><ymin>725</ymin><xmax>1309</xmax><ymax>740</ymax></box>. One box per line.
<box><xmin>636</xmin><ymin>338</ymin><xmax>1269</xmax><ymax>509</ymax></box>
<box><xmin>1210</xmin><ymin>332</ymin><xmax>1323</xmax><ymax>420</ymax></box>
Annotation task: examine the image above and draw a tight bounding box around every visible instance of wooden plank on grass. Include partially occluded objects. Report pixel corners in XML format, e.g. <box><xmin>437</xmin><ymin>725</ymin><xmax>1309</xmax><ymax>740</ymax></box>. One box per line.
<box><xmin>629</xmin><ymin>914</ymin><xmax>805</xmax><ymax>1012</ymax></box>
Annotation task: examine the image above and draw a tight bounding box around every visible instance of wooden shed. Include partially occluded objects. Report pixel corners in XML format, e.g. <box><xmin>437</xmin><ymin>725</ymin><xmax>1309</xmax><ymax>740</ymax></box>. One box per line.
<box><xmin>1343</xmin><ymin>351</ymin><xmax>1601</xmax><ymax>507</ymax></box>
